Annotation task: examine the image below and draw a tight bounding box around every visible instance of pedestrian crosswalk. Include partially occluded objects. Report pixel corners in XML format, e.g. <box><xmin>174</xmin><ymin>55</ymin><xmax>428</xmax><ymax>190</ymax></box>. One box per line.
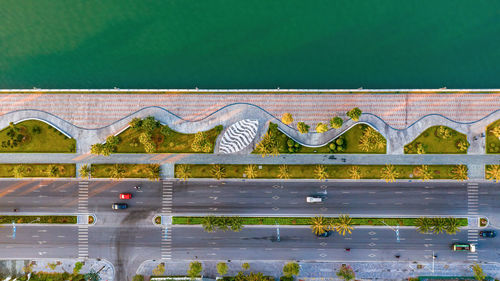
<box><xmin>78</xmin><ymin>181</ymin><xmax>89</xmax><ymax>259</ymax></box>
<box><xmin>161</xmin><ymin>227</ymin><xmax>172</xmax><ymax>260</ymax></box>
<box><xmin>467</xmin><ymin>183</ymin><xmax>479</xmax><ymax>216</ymax></box>
<box><xmin>467</xmin><ymin>182</ymin><xmax>479</xmax><ymax>262</ymax></box>
<box><xmin>78</xmin><ymin>181</ymin><xmax>89</xmax><ymax>213</ymax></box>
<box><xmin>162</xmin><ymin>181</ymin><xmax>173</xmax><ymax>214</ymax></box>
<box><xmin>78</xmin><ymin>226</ymin><xmax>89</xmax><ymax>259</ymax></box>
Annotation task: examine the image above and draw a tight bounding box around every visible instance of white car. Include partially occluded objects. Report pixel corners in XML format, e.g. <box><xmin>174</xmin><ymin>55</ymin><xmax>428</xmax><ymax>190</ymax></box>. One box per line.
<box><xmin>306</xmin><ymin>196</ymin><xmax>323</xmax><ymax>203</ymax></box>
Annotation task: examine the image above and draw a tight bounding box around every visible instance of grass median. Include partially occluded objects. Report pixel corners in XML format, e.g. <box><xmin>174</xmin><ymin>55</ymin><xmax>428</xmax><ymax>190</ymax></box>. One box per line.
<box><xmin>176</xmin><ymin>164</ymin><xmax>458</xmax><ymax>180</ymax></box>
<box><xmin>91</xmin><ymin>163</ymin><xmax>159</xmax><ymax>179</ymax></box>
<box><xmin>0</xmin><ymin>164</ymin><xmax>76</xmax><ymax>178</ymax></box>
<box><xmin>0</xmin><ymin>215</ymin><xmax>77</xmax><ymax>224</ymax></box>
<box><xmin>173</xmin><ymin>216</ymin><xmax>468</xmax><ymax>227</ymax></box>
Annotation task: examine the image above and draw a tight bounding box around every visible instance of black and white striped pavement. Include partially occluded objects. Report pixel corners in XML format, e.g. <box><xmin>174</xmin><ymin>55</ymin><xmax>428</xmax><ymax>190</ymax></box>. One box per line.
<box><xmin>219</xmin><ymin>119</ymin><xmax>259</xmax><ymax>154</ymax></box>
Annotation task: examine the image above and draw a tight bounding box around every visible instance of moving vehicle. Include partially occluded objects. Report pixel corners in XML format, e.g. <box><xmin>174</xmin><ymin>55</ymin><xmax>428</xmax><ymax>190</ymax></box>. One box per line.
<box><xmin>306</xmin><ymin>196</ymin><xmax>323</xmax><ymax>203</ymax></box>
<box><xmin>119</xmin><ymin>193</ymin><xmax>132</xmax><ymax>200</ymax></box>
<box><xmin>452</xmin><ymin>243</ymin><xmax>475</xmax><ymax>252</ymax></box>
<box><xmin>112</xmin><ymin>203</ymin><xmax>128</xmax><ymax>210</ymax></box>
<box><xmin>479</xmin><ymin>230</ymin><xmax>496</xmax><ymax>238</ymax></box>
<box><xmin>316</xmin><ymin>230</ymin><xmax>333</xmax><ymax>237</ymax></box>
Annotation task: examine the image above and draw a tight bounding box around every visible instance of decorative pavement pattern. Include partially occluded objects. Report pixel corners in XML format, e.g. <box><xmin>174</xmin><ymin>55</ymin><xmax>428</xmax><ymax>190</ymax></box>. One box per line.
<box><xmin>0</xmin><ymin>93</ymin><xmax>499</xmax><ymax>129</ymax></box>
<box><xmin>219</xmin><ymin>119</ymin><xmax>259</xmax><ymax>154</ymax></box>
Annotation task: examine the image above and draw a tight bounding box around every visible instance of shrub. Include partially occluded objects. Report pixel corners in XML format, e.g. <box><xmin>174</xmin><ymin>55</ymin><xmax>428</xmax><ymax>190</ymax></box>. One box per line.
<box><xmin>132</xmin><ymin>275</ymin><xmax>145</xmax><ymax>281</ymax></box>
<box><xmin>283</xmin><ymin>262</ymin><xmax>300</xmax><ymax>277</ymax></box>
<box><xmin>191</xmin><ymin>131</ymin><xmax>213</xmax><ymax>153</ymax></box>
<box><xmin>142</xmin><ymin>116</ymin><xmax>161</xmax><ymax>133</ymax></box>
<box><xmin>346</xmin><ymin>107</ymin><xmax>362</xmax><ymax>122</ymax></box>
<box><xmin>152</xmin><ymin>263</ymin><xmax>166</xmax><ymax>276</ymax></box>
<box><xmin>187</xmin><ymin>261</ymin><xmax>203</xmax><ymax>278</ymax></box>
<box><xmin>217</xmin><ymin>262</ymin><xmax>228</xmax><ymax>276</ymax></box>
<box><xmin>282</xmin><ymin>113</ymin><xmax>294</xmax><ymax>125</ymax></box>
<box><xmin>297</xmin><ymin>122</ymin><xmax>309</xmax><ymax>134</ymax></box>
<box><xmin>242</xmin><ymin>263</ymin><xmax>250</xmax><ymax>271</ymax></box>
<box><xmin>160</xmin><ymin>125</ymin><xmax>173</xmax><ymax>137</ymax></box>
<box><xmin>330</xmin><ymin>116</ymin><xmax>343</xmax><ymax>129</ymax></box>
<box><xmin>73</xmin><ymin>262</ymin><xmax>83</xmax><ymax>274</ymax></box>
<box><xmin>316</xmin><ymin>123</ymin><xmax>328</xmax><ymax>133</ymax></box>
<box><xmin>129</xmin><ymin>117</ymin><xmax>143</xmax><ymax>129</ymax></box>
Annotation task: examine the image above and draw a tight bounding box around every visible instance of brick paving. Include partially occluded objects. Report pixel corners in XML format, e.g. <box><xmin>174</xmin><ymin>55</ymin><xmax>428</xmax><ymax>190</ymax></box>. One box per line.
<box><xmin>0</xmin><ymin>93</ymin><xmax>498</xmax><ymax>129</ymax></box>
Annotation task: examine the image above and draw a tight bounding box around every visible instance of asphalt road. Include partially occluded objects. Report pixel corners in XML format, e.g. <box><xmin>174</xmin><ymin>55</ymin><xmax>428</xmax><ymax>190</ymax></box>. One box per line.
<box><xmin>0</xmin><ymin>179</ymin><xmax>499</xmax><ymax>280</ymax></box>
<box><xmin>172</xmin><ymin>181</ymin><xmax>475</xmax><ymax>216</ymax></box>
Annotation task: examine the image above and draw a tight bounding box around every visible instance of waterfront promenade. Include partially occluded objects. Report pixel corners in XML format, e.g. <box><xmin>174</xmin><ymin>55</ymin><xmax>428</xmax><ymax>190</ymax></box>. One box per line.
<box><xmin>0</xmin><ymin>90</ymin><xmax>498</xmax><ymax>129</ymax></box>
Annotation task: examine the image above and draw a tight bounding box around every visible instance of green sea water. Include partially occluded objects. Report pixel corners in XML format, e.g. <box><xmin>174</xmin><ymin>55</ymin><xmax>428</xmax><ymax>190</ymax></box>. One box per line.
<box><xmin>0</xmin><ymin>0</ymin><xmax>499</xmax><ymax>89</ymax></box>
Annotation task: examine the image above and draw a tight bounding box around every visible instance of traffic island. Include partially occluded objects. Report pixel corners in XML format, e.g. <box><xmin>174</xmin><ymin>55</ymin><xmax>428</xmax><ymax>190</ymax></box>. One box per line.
<box><xmin>175</xmin><ymin>164</ymin><xmax>464</xmax><ymax>181</ymax></box>
<box><xmin>0</xmin><ymin>163</ymin><xmax>76</xmax><ymax>178</ymax></box>
<box><xmin>173</xmin><ymin>216</ymin><xmax>468</xmax><ymax>227</ymax></box>
<box><xmin>0</xmin><ymin>215</ymin><xmax>77</xmax><ymax>224</ymax></box>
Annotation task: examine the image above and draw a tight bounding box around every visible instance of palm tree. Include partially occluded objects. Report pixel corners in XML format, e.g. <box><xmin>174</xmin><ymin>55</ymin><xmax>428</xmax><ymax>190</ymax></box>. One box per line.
<box><xmin>450</xmin><ymin>164</ymin><xmax>468</xmax><ymax>181</ymax></box>
<box><xmin>146</xmin><ymin>164</ymin><xmax>161</xmax><ymax>181</ymax></box>
<box><xmin>202</xmin><ymin>215</ymin><xmax>218</xmax><ymax>232</ymax></box>
<box><xmin>348</xmin><ymin>166</ymin><xmax>361</xmax><ymax>180</ymax></box>
<box><xmin>416</xmin><ymin>165</ymin><xmax>433</xmax><ymax>182</ymax></box>
<box><xmin>245</xmin><ymin>164</ymin><xmax>258</xmax><ymax>179</ymax></box>
<box><xmin>444</xmin><ymin>217</ymin><xmax>460</xmax><ymax>235</ymax></box>
<box><xmin>211</xmin><ymin>164</ymin><xmax>226</xmax><ymax>180</ymax></box>
<box><xmin>278</xmin><ymin>164</ymin><xmax>290</xmax><ymax>180</ymax></box>
<box><xmin>486</xmin><ymin>164</ymin><xmax>500</xmax><ymax>183</ymax></box>
<box><xmin>79</xmin><ymin>164</ymin><xmax>91</xmax><ymax>178</ymax></box>
<box><xmin>46</xmin><ymin>164</ymin><xmax>60</xmax><ymax>177</ymax></box>
<box><xmin>415</xmin><ymin>217</ymin><xmax>432</xmax><ymax>233</ymax></box>
<box><xmin>334</xmin><ymin>214</ymin><xmax>354</xmax><ymax>236</ymax></box>
<box><xmin>176</xmin><ymin>164</ymin><xmax>191</xmax><ymax>181</ymax></box>
<box><xmin>110</xmin><ymin>164</ymin><xmax>126</xmax><ymax>180</ymax></box>
<box><xmin>229</xmin><ymin>217</ymin><xmax>244</xmax><ymax>232</ymax></box>
<box><xmin>314</xmin><ymin>165</ymin><xmax>328</xmax><ymax>181</ymax></box>
<box><xmin>381</xmin><ymin>164</ymin><xmax>399</xmax><ymax>183</ymax></box>
<box><xmin>310</xmin><ymin>216</ymin><xmax>329</xmax><ymax>236</ymax></box>
<box><xmin>12</xmin><ymin>165</ymin><xmax>26</xmax><ymax>178</ymax></box>
<box><xmin>431</xmin><ymin>217</ymin><xmax>446</xmax><ymax>234</ymax></box>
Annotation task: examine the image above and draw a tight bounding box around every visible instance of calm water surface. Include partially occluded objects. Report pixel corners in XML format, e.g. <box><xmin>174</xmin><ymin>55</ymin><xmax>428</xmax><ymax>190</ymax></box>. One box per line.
<box><xmin>0</xmin><ymin>0</ymin><xmax>499</xmax><ymax>89</ymax></box>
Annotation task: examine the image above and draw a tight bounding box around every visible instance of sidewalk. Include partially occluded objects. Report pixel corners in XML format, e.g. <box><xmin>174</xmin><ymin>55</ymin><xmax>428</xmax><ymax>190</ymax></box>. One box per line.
<box><xmin>136</xmin><ymin>260</ymin><xmax>500</xmax><ymax>281</ymax></box>
<box><xmin>0</xmin><ymin>258</ymin><xmax>114</xmax><ymax>281</ymax></box>
<box><xmin>0</xmin><ymin>93</ymin><xmax>498</xmax><ymax>155</ymax></box>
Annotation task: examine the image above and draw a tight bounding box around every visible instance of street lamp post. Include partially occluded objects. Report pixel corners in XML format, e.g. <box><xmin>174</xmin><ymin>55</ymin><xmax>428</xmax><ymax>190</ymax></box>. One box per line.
<box><xmin>275</xmin><ymin>221</ymin><xmax>280</xmax><ymax>242</ymax></box>
<box><xmin>432</xmin><ymin>250</ymin><xmax>435</xmax><ymax>273</ymax></box>
<box><xmin>379</xmin><ymin>220</ymin><xmax>400</xmax><ymax>243</ymax></box>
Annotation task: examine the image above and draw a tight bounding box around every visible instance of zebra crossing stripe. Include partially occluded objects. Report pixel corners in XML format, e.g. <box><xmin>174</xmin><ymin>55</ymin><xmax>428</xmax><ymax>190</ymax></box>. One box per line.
<box><xmin>219</xmin><ymin>119</ymin><xmax>259</xmax><ymax>154</ymax></box>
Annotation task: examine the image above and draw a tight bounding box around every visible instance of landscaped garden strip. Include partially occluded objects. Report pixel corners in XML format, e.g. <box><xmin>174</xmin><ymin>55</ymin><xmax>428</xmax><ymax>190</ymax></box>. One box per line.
<box><xmin>173</xmin><ymin>216</ymin><xmax>468</xmax><ymax>227</ymax></box>
<box><xmin>114</xmin><ymin>124</ymin><xmax>223</xmax><ymax>153</ymax></box>
<box><xmin>252</xmin><ymin>123</ymin><xmax>386</xmax><ymax>154</ymax></box>
<box><xmin>404</xmin><ymin>125</ymin><xmax>469</xmax><ymax>154</ymax></box>
<box><xmin>0</xmin><ymin>215</ymin><xmax>77</xmax><ymax>224</ymax></box>
<box><xmin>0</xmin><ymin>120</ymin><xmax>76</xmax><ymax>153</ymax></box>
<box><xmin>176</xmin><ymin>164</ymin><xmax>458</xmax><ymax>180</ymax></box>
<box><xmin>91</xmin><ymin>164</ymin><xmax>158</xmax><ymax>178</ymax></box>
<box><xmin>486</xmin><ymin>119</ymin><xmax>500</xmax><ymax>154</ymax></box>
<box><xmin>0</xmin><ymin>164</ymin><xmax>76</xmax><ymax>178</ymax></box>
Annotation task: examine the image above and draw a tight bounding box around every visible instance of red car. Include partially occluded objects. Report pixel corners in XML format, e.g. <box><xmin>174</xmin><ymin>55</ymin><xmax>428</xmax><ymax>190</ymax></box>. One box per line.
<box><xmin>119</xmin><ymin>193</ymin><xmax>132</xmax><ymax>200</ymax></box>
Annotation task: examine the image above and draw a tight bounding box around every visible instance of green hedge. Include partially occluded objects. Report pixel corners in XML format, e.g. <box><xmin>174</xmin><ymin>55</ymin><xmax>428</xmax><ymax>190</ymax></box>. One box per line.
<box><xmin>0</xmin><ymin>215</ymin><xmax>77</xmax><ymax>224</ymax></box>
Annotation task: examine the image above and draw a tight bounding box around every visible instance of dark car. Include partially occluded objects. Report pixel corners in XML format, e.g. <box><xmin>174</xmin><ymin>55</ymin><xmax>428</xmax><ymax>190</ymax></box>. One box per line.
<box><xmin>316</xmin><ymin>230</ymin><xmax>334</xmax><ymax>237</ymax></box>
<box><xmin>479</xmin><ymin>230</ymin><xmax>496</xmax><ymax>238</ymax></box>
<box><xmin>112</xmin><ymin>203</ymin><xmax>128</xmax><ymax>210</ymax></box>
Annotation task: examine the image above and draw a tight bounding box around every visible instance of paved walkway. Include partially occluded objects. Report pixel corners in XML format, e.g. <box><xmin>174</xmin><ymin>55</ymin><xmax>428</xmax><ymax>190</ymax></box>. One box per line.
<box><xmin>0</xmin><ymin>258</ymin><xmax>114</xmax><ymax>280</ymax></box>
<box><xmin>137</xmin><ymin>260</ymin><xmax>500</xmax><ymax>280</ymax></box>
